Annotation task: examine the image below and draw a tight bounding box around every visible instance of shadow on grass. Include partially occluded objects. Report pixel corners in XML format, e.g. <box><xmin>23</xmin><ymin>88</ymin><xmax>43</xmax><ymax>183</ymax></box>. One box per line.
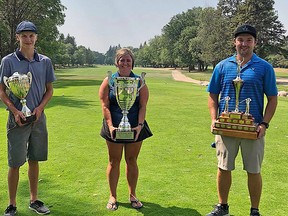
<box><xmin>119</xmin><ymin>201</ymin><xmax>202</xmax><ymax>216</ymax></box>
<box><xmin>276</xmin><ymin>80</ymin><xmax>288</xmax><ymax>85</ymax></box>
<box><xmin>0</xmin><ymin>102</ymin><xmax>6</xmax><ymax>109</ymax></box>
<box><xmin>14</xmin><ymin>180</ymin><xmax>95</xmax><ymax>216</ymax></box>
<box><xmin>53</xmin><ymin>79</ymin><xmax>102</xmax><ymax>89</ymax></box>
<box><xmin>1</xmin><ymin>95</ymin><xmax>96</xmax><ymax>110</ymax></box>
<box><xmin>47</xmin><ymin>95</ymin><xmax>95</xmax><ymax>108</ymax></box>
<box><xmin>55</xmin><ymin>74</ymin><xmax>78</xmax><ymax>79</ymax></box>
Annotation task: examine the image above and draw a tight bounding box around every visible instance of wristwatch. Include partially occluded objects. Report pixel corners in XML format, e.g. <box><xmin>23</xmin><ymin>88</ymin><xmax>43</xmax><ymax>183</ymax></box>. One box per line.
<box><xmin>138</xmin><ymin>123</ymin><xmax>144</xmax><ymax>128</ymax></box>
<box><xmin>260</xmin><ymin>122</ymin><xmax>269</xmax><ymax>129</ymax></box>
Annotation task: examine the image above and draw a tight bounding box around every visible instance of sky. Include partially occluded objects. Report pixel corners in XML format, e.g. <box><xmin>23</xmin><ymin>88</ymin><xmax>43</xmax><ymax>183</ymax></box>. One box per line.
<box><xmin>58</xmin><ymin>0</ymin><xmax>288</xmax><ymax>54</ymax></box>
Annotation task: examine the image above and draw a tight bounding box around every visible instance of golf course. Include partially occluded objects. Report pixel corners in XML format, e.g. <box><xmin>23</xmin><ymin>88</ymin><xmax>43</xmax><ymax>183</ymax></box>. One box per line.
<box><xmin>0</xmin><ymin>65</ymin><xmax>287</xmax><ymax>215</ymax></box>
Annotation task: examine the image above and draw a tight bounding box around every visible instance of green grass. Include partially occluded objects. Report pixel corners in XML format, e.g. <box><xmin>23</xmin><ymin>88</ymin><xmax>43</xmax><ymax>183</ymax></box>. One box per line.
<box><xmin>181</xmin><ymin>67</ymin><xmax>288</xmax><ymax>82</ymax></box>
<box><xmin>182</xmin><ymin>67</ymin><xmax>288</xmax><ymax>92</ymax></box>
<box><xmin>182</xmin><ymin>69</ymin><xmax>213</xmax><ymax>82</ymax></box>
<box><xmin>0</xmin><ymin>65</ymin><xmax>287</xmax><ymax>215</ymax></box>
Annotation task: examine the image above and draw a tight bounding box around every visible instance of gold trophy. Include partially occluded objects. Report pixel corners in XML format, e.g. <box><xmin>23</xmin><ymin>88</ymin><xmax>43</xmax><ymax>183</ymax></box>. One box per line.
<box><xmin>3</xmin><ymin>72</ymin><xmax>36</xmax><ymax>124</ymax></box>
<box><xmin>212</xmin><ymin>58</ymin><xmax>258</xmax><ymax>140</ymax></box>
<box><xmin>108</xmin><ymin>71</ymin><xmax>146</xmax><ymax>140</ymax></box>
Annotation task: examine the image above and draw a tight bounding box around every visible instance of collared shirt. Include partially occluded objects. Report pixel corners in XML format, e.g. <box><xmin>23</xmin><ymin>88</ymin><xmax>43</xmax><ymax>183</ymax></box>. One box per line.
<box><xmin>207</xmin><ymin>53</ymin><xmax>278</xmax><ymax>123</ymax></box>
<box><xmin>15</xmin><ymin>48</ymin><xmax>40</xmax><ymax>62</ymax></box>
<box><xmin>0</xmin><ymin>49</ymin><xmax>56</xmax><ymax>111</ymax></box>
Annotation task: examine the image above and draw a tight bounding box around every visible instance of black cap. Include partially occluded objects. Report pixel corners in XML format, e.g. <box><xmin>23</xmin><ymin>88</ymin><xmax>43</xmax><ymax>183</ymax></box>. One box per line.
<box><xmin>16</xmin><ymin>21</ymin><xmax>37</xmax><ymax>34</ymax></box>
<box><xmin>234</xmin><ymin>24</ymin><xmax>256</xmax><ymax>39</ymax></box>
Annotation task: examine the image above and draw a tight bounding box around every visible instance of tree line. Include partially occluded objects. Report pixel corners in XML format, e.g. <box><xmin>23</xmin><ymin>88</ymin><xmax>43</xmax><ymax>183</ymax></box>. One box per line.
<box><xmin>135</xmin><ymin>0</ymin><xmax>288</xmax><ymax>70</ymax></box>
<box><xmin>1</xmin><ymin>0</ymin><xmax>288</xmax><ymax>70</ymax></box>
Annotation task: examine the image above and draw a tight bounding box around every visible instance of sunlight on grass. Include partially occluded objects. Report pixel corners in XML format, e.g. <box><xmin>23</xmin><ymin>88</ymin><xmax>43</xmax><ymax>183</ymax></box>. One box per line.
<box><xmin>0</xmin><ymin>66</ymin><xmax>287</xmax><ymax>215</ymax></box>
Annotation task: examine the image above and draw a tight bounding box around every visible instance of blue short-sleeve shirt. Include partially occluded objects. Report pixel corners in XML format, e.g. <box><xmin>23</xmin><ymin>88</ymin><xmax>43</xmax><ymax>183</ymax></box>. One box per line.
<box><xmin>207</xmin><ymin>53</ymin><xmax>278</xmax><ymax>123</ymax></box>
<box><xmin>0</xmin><ymin>49</ymin><xmax>56</xmax><ymax>111</ymax></box>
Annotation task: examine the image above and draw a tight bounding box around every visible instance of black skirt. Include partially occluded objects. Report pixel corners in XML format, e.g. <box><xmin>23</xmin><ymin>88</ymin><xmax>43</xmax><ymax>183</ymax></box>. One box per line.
<box><xmin>100</xmin><ymin>119</ymin><xmax>153</xmax><ymax>143</ymax></box>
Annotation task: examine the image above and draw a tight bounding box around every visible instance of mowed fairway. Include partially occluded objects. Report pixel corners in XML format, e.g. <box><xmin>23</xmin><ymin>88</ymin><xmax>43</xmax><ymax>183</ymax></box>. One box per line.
<box><xmin>0</xmin><ymin>65</ymin><xmax>287</xmax><ymax>215</ymax></box>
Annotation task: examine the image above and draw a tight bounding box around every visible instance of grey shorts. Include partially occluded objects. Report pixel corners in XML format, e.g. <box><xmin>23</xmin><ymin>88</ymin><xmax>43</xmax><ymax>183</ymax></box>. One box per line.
<box><xmin>7</xmin><ymin>112</ymin><xmax>48</xmax><ymax>167</ymax></box>
<box><xmin>215</xmin><ymin>135</ymin><xmax>264</xmax><ymax>173</ymax></box>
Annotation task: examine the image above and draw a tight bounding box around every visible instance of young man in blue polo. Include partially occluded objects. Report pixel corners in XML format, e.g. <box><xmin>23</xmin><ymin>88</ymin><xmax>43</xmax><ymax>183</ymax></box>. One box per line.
<box><xmin>0</xmin><ymin>21</ymin><xmax>56</xmax><ymax>215</ymax></box>
<box><xmin>207</xmin><ymin>24</ymin><xmax>278</xmax><ymax>216</ymax></box>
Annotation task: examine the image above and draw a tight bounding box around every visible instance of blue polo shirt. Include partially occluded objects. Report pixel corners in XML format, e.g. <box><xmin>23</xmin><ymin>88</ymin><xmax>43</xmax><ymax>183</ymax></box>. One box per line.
<box><xmin>0</xmin><ymin>49</ymin><xmax>56</xmax><ymax>111</ymax></box>
<box><xmin>207</xmin><ymin>53</ymin><xmax>278</xmax><ymax>123</ymax></box>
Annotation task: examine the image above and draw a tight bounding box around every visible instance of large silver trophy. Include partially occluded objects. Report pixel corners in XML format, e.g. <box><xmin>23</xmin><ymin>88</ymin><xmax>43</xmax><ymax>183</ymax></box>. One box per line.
<box><xmin>3</xmin><ymin>72</ymin><xmax>36</xmax><ymax>124</ymax></box>
<box><xmin>212</xmin><ymin>58</ymin><xmax>258</xmax><ymax>140</ymax></box>
<box><xmin>108</xmin><ymin>71</ymin><xmax>146</xmax><ymax>140</ymax></box>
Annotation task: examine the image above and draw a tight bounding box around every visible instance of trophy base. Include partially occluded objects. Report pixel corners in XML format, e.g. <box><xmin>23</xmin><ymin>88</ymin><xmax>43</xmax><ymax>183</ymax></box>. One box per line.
<box><xmin>20</xmin><ymin>115</ymin><xmax>36</xmax><ymax>124</ymax></box>
<box><xmin>212</xmin><ymin>128</ymin><xmax>258</xmax><ymax>140</ymax></box>
<box><xmin>212</xmin><ymin>111</ymin><xmax>258</xmax><ymax>140</ymax></box>
<box><xmin>114</xmin><ymin>130</ymin><xmax>136</xmax><ymax>141</ymax></box>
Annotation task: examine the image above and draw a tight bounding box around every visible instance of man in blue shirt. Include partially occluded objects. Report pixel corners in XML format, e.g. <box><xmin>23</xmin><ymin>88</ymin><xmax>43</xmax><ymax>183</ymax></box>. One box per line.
<box><xmin>206</xmin><ymin>24</ymin><xmax>278</xmax><ymax>216</ymax></box>
<box><xmin>0</xmin><ymin>21</ymin><xmax>56</xmax><ymax>216</ymax></box>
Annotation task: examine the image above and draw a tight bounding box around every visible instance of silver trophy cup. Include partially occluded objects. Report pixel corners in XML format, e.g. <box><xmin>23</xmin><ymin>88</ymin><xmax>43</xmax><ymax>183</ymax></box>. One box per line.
<box><xmin>108</xmin><ymin>71</ymin><xmax>146</xmax><ymax>140</ymax></box>
<box><xmin>3</xmin><ymin>72</ymin><xmax>35</xmax><ymax>123</ymax></box>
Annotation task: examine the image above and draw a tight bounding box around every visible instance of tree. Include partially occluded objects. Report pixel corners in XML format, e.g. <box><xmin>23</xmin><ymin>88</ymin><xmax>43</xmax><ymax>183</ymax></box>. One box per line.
<box><xmin>93</xmin><ymin>51</ymin><xmax>105</xmax><ymax>65</ymax></box>
<box><xmin>147</xmin><ymin>35</ymin><xmax>166</xmax><ymax>67</ymax></box>
<box><xmin>162</xmin><ymin>7</ymin><xmax>202</xmax><ymax>67</ymax></box>
<box><xmin>85</xmin><ymin>48</ymin><xmax>95</xmax><ymax>66</ymax></box>
<box><xmin>175</xmin><ymin>26</ymin><xmax>198</xmax><ymax>70</ymax></box>
<box><xmin>217</xmin><ymin>0</ymin><xmax>241</xmax><ymax>18</ymax></box>
<box><xmin>267</xmin><ymin>36</ymin><xmax>288</xmax><ymax>68</ymax></box>
<box><xmin>217</xmin><ymin>0</ymin><xmax>286</xmax><ymax>59</ymax></box>
<box><xmin>196</xmin><ymin>7</ymin><xmax>231</xmax><ymax>69</ymax></box>
<box><xmin>0</xmin><ymin>0</ymin><xmax>65</xmax><ymax>58</ymax></box>
<box><xmin>54</xmin><ymin>41</ymin><xmax>70</xmax><ymax>66</ymax></box>
<box><xmin>266</xmin><ymin>54</ymin><xmax>288</xmax><ymax>68</ymax></box>
<box><xmin>73</xmin><ymin>45</ymin><xmax>86</xmax><ymax>66</ymax></box>
<box><xmin>104</xmin><ymin>45</ymin><xmax>120</xmax><ymax>65</ymax></box>
<box><xmin>135</xmin><ymin>43</ymin><xmax>152</xmax><ymax>67</ymax></box>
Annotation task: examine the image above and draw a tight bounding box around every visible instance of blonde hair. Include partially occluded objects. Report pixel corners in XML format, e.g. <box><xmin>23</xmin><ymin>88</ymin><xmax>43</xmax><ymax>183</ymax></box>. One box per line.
<box><xmin>115</xmin><ymin>48</ymin><xmax>135</xmax><ymax>69</ymax></box>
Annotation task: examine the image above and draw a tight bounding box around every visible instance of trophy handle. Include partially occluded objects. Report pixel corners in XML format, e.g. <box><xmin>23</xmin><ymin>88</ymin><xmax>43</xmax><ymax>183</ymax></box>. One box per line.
<box><xmin>2</xmin><ymin>76</ymin><xmax>10</xmax><ymax>89</ymax></box>
<box><xmin>27</xmin><ymin>72</ymin><xmax>32</xmax><ymax>85</ymax></box>
<box><xmin>107</xmin><ymin>71</ymin><xmax>113</xmax><ymax>87</ymax></box>
<box><xmin>245</xmin><ymin>98</ymin><xmax>252</xmax><ymax>115</ymax></box>
<box><xmin>138</xmin><ymin>72</ymin><xmax>146</xmax><ymax>92</ymax></box>
<box><xmin>224</xmin><ymin>96</ymin><xmax>230</xmax><ymax>113</ymax></box>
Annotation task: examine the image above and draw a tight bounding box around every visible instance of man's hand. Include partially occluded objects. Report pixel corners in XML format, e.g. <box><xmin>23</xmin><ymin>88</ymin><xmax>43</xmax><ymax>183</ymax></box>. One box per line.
<box><xmin>13</xmin><ymin>111</ymin><xmax>25</xmax><ymax>126</ymax></box>
<box><xmin>257</xmin><ymin>124</ymin><xmax>266</xmax><ymax>138</ymax></box>
<box><xmin>211</xmin><ymin>119</ymin><xmax>217</xmax><ymax>133</ymax></box>
<box><xmin>32</xmin><ymin>106</ymin><xmax>44</xmax><ymax>121</ymax></box>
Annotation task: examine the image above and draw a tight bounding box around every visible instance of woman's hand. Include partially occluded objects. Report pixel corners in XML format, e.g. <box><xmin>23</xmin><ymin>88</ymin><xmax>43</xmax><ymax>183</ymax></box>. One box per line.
<box><xmin>133</xmin><ymin>123</ymin><xmax>143</xmax><ymax>141</ymax></box>
<box><xmin>108</xmin><ymin>125</ymin><xmax>117</xmax><ymax>141</ymax></box>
